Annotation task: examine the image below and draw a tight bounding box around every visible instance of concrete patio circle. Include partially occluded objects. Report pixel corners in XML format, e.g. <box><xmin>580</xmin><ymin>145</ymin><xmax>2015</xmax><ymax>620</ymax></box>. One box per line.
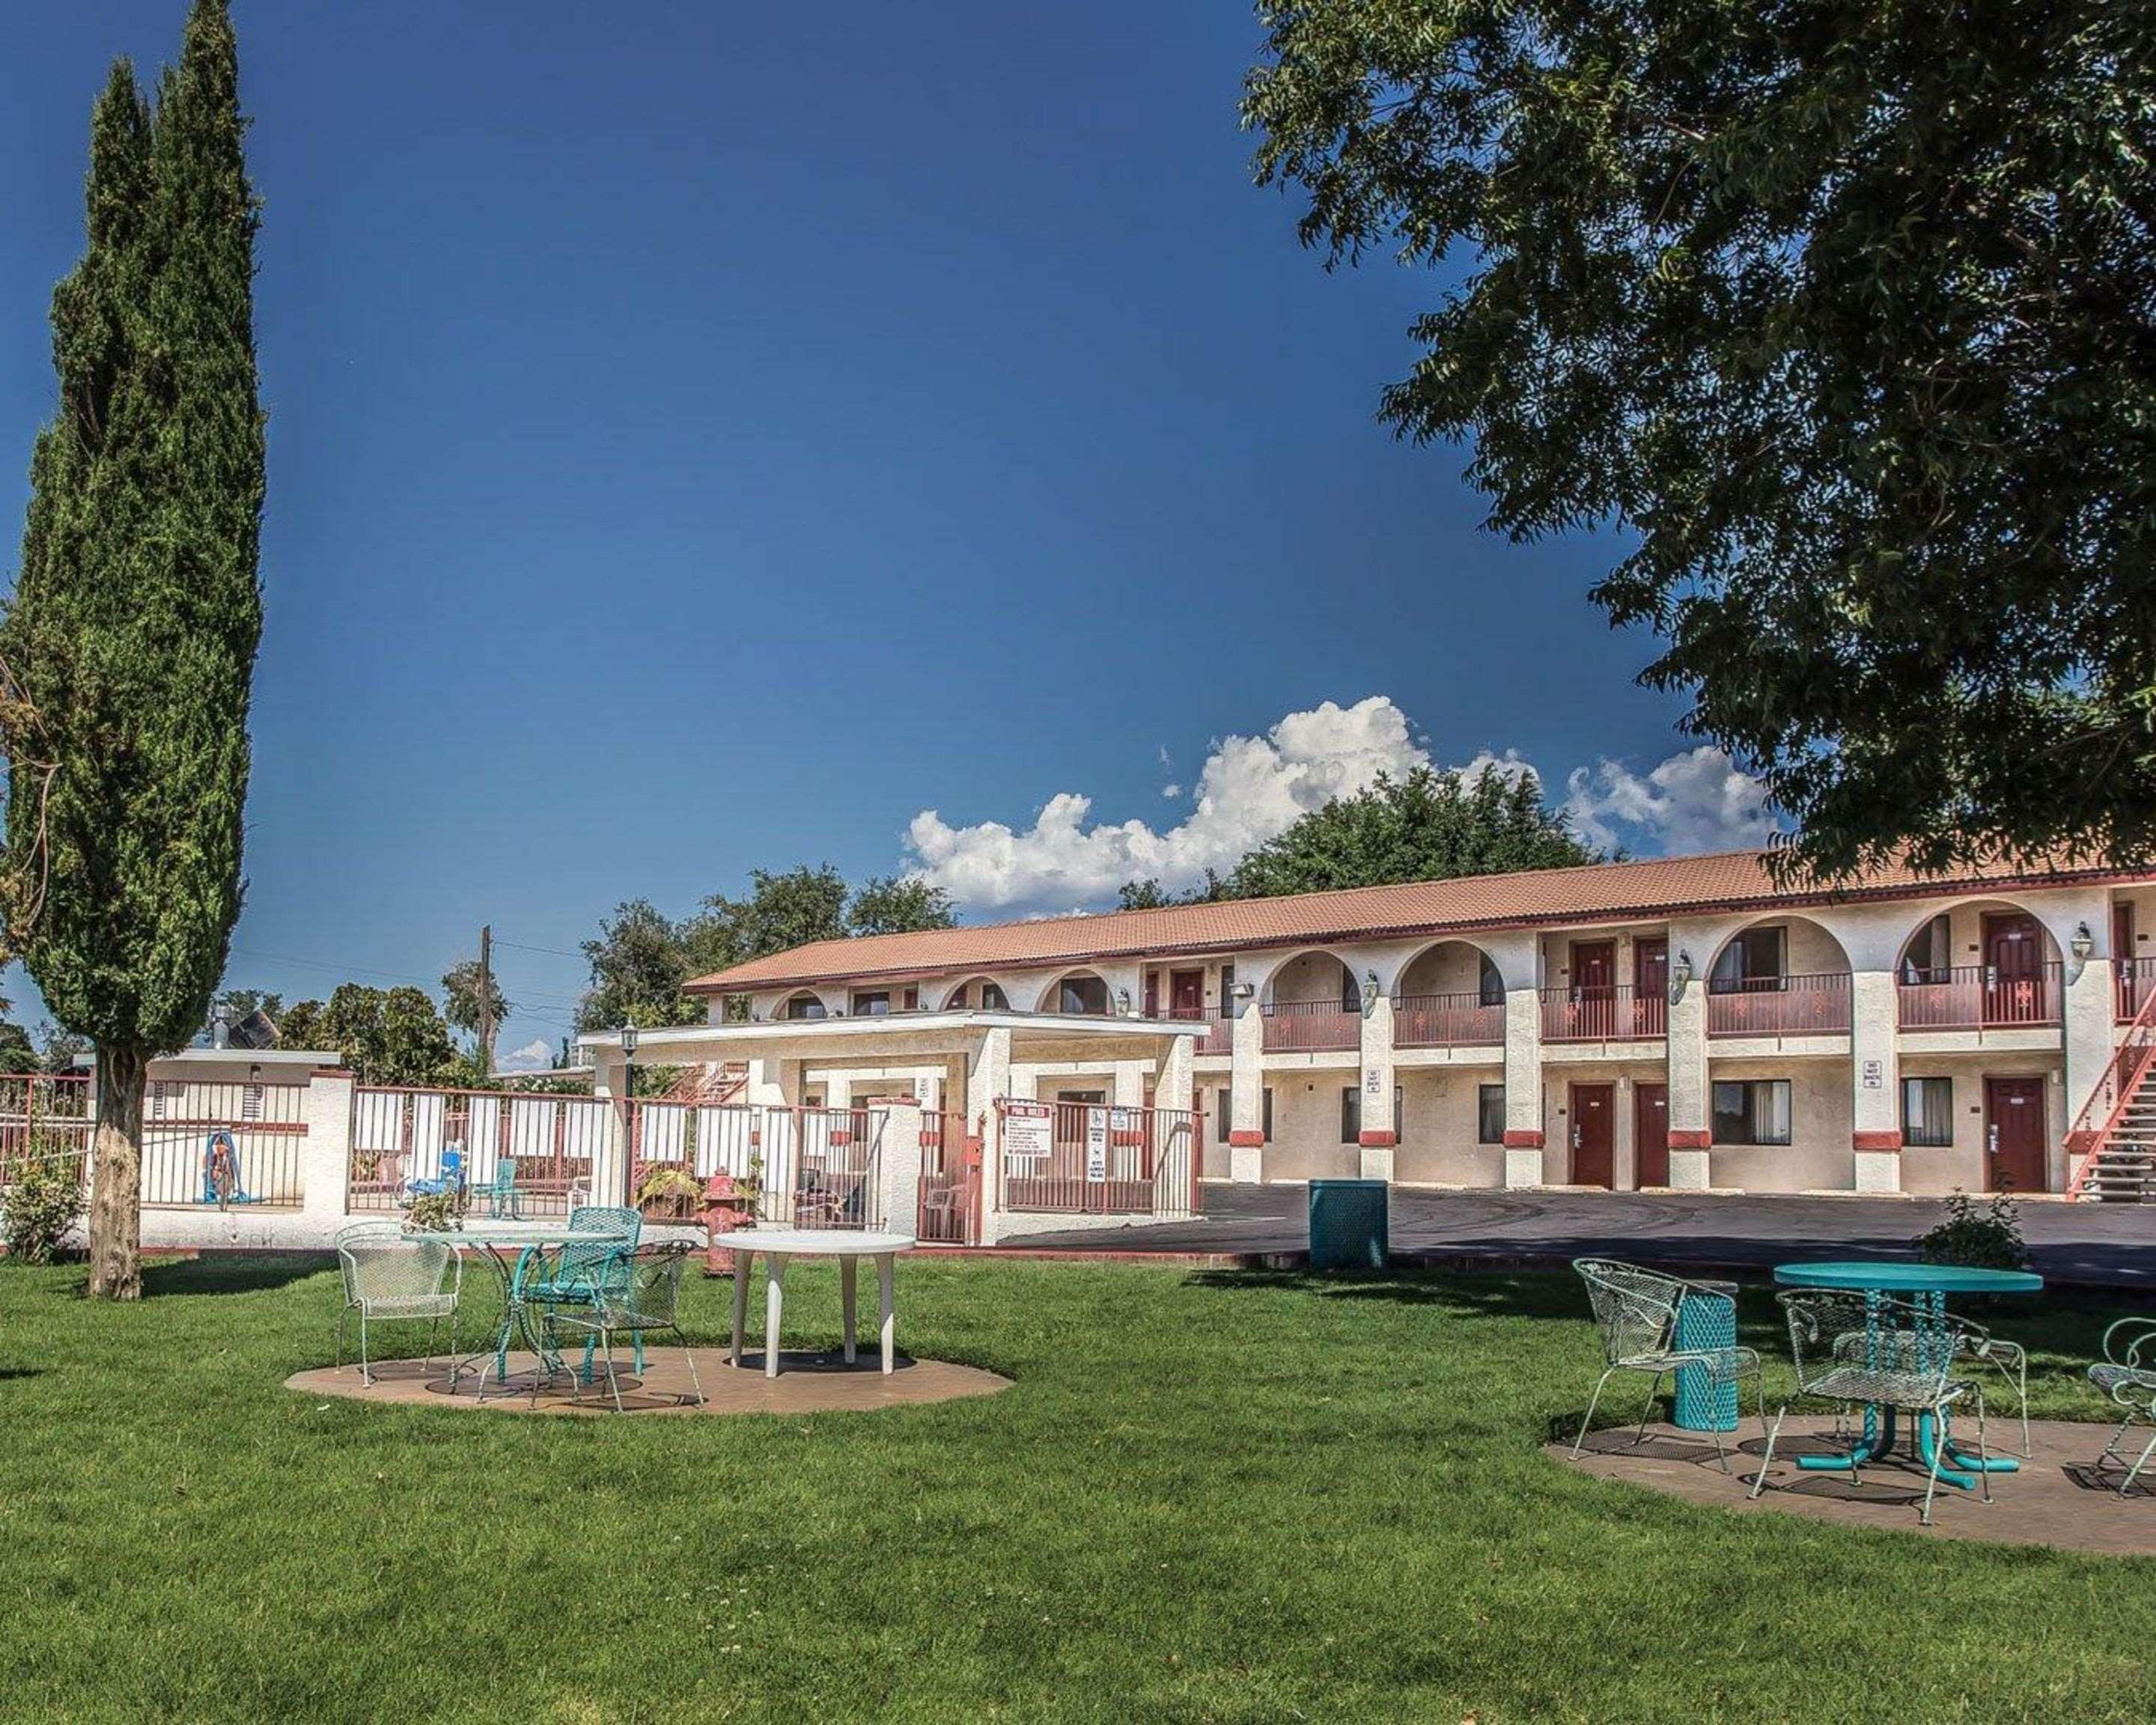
<box><xmin>1553</xmin><ymin>1417</ymin><xmax>2156</xmax><ymax>1554</ymax></box>
<box><xmin>287</xmin><ymin>1346</ymin><xmax>1011</xmax><ymax>1417</ymax></box>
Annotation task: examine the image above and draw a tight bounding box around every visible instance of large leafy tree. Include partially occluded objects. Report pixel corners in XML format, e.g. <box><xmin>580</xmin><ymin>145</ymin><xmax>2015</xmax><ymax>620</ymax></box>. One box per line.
<box><xmin>576</xmin><ymin>899</ymin><xmax>705</xmax><ymax>1034</ymax></box>
<box><xmin>440</xmin><ymin>958</ymin><xmax>511</xmax><ymax>1050</ymax></box>
<box><xmin>1</xmin><ymin>2</ymin><xmax>265</xmax><ymax>1297</ymax></box>
<box><xmin>846</xmin><ymin>874</ymin><xmax>957</xmax><ymax>937</ymax></box>
<box><xmin>1231</xmin><ymin>765</ymin><xmax>1598</xmax><ymax>899</ymax></box>
<box><xmin>1246</xmin><ymin>1</ymin><xmax>2156</xmax><ymax>878</ymax></box>
<box><xmin>296</xmin><ymin>984</ymin><xmax>457</xmax><ymax>1086</ymax></box>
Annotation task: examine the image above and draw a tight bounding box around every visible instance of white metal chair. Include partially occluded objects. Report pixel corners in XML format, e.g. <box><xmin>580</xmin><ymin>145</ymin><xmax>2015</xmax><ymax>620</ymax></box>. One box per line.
<box><xmin>333</xmin><ymin>1222</ymin><xmax>462</xmax><ymax>1387</ymax></box>
<box><xmin>2088</xmin><ymin>1318</ymin><xmax>2156</xmax><ymax>1495</ymax></box>
<box><xmin>1571</xmin><ymin>1258</ymin><xmax>1769</xmax><ymax>1474</ymax></box>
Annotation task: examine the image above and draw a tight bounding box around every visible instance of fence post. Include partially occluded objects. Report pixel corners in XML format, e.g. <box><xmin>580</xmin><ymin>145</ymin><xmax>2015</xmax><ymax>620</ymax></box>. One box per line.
<box><xmin>876</xmin><ymin>1098</ymin><xmax>922</xmax><ymax>1238</ymax></box>
<box><xmin>590</xmin><ymin>1050</ymin><xmax>633</xmax><ymax>1207</ymax></box>
<box><xmin>299</xmin><ymin>1065</ymin><xmax>357</xmax><ymax>1244</ymax></box>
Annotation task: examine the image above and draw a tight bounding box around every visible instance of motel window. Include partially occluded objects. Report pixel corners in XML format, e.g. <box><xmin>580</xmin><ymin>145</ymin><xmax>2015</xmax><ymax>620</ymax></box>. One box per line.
<box><xmin>851</xmin><ymin>991</ymin><xmax>891</xmax><ymax>1017</ymax></box>
<box><xmin>981</xmin><ymin>982</ymin><xmax>1007</xmax><ymax>1010</ymax></box>
<box><xmin>1478</xmin><ymin>1085</ymin><xmax>1505</xmax><ymax>1145</ymax></box>
<box><xmin>902</xmin><ymin>986</ymin><xmax>919</xmax><ymax>1011</ymax></box>
<box><xmin>1711</xmin><ymin>928</ymin><xmax>1785</xmax><ymax>993</ymax></box>
<box><xmin>1479</xmin><ymin>954</ymin><xmax>1504</xmax><ymax>1008</ymax></box>
<box><xmin>1057</xmin><ymin>974</ymin><xmax>1109</xmax><ymax>1015</ymax></box>
<box><xmin>1342</xmin><ymin>1085</ymin><xmax>1404</xmax><ymax>1143</ymax></box>
<box><xmin>1902</xmin><ymin>1077</ymin><xmax>1955</xmax><ymax>1148</ymax></box>
<box><xmin>783</xmin><ymin>995</ymin><xmax>826</xmax><ymax>1021</ymax></box>
<box><xmin>1218</xmin><ymin>964</ymin><xmax>1235</xmax><ymax>1017</ymax></box>
<box><xmin>1213</xmin><ymin>1085</ymin><xmax>1270</xmax><ymax>1140</ymax></box>
<box><xmin>1903</xmin><ymin>914</ymin><xmax>1952</xmax><ymax>984</ymax></box>
<box><xmin>1711</xmin><ymin>1080</ymin><xmax>1792</xmax><ymax>1146</ymax></box>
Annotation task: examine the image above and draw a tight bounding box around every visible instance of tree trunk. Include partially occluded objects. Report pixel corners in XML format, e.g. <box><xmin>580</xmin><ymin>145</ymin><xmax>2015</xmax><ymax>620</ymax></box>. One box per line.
<box><xmin>87</xmin><ymin>1041</ymin><xmax>145</xmax><ymax>1300</ymax></box>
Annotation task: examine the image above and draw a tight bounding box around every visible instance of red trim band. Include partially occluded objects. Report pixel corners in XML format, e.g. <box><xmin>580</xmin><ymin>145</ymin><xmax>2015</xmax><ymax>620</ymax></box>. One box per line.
<box><xmin>1852</xmin><ymin>1130</ymin><xmax>1903</xmax><ymax>1151</ymax></box>
<box><xmin>1228</xmin><ymin>1129</ymin><xmax>1265</xmax><ymax>1149</ymax></box>
<box><xmin>1357</xmin><ymin>1130</ymin><xmax>1397</xmax><ymax>1149</ymax></box>
<box><xmin>1666</xmin><ymin>1129</ymin><xmax>1712</xmax><ymax>1150</ymax></box>
<box><xmin>1502</xmin><ymin>1129</ymin><xmax>1544</xmax><ymax>1149</ymax></box>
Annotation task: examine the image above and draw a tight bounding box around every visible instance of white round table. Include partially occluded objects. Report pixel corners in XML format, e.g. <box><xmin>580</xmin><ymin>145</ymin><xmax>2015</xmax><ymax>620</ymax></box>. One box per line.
<box><xmin>722</xmin><ymin>1229</ymin><xmax>917</xmax><ymax>1378</ymax></box>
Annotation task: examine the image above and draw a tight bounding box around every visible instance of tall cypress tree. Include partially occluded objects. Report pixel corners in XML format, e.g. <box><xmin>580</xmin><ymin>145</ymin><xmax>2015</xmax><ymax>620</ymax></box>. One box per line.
<box><xmin>1</xmin><ymin>0</ymin><xmax>264</xmax><ymax>1299</ymax></box>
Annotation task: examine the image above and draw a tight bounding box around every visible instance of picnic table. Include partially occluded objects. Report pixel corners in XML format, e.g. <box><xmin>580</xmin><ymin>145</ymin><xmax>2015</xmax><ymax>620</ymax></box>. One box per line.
<box><xmin>1772</xmin><ymin>1259</ymin><xmax>2042</xmax><ymax>1489</ymax></box>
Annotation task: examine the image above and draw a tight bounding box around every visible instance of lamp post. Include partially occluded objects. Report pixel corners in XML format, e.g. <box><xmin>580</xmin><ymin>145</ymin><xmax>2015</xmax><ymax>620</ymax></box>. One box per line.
<box><xmin>619</xmin><ymin>1022</ymin><xmax>639</xmax><ymax>1095</ymax></box>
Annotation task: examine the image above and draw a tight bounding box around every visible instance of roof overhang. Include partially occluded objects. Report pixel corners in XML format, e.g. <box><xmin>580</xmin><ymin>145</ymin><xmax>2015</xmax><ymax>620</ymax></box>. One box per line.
<box><xmin>579</xmin><ymin>1010</ymin><xmax>1205</xmax><ymax>1068</ymax></box>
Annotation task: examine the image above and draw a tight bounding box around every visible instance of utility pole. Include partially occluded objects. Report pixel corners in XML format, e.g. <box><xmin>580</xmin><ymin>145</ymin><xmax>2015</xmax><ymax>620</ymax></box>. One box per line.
<box><xmin>477</xmin><ymin>924</ymin><xmax>494</xmax><ymax>1077</ymax></box>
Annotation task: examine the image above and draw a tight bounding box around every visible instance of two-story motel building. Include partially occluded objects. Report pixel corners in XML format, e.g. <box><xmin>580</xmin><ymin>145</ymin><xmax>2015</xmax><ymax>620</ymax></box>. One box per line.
<box><xmin>610</xmin><ymin>850</ymin><xmax>2156</xmax><ymax>1209</ymax></box>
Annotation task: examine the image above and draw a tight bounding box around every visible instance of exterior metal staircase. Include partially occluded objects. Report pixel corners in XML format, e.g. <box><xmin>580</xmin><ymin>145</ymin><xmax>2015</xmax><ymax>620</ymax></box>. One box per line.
<box><xmin>2067</xmin><ymin>988</ymin><xmax>2156</xmax><ymax>1202</ymax></box>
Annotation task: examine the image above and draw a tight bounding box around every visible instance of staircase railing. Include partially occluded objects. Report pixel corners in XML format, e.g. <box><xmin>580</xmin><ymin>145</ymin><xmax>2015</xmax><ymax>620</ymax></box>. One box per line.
<box><xmin>2065</xmin><ymin>980</ymin><xmax>2156</xmax><ymax>1199</ymax></box>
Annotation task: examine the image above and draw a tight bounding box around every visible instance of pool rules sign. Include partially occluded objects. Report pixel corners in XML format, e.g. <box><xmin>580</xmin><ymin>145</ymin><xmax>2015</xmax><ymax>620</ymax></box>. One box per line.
<box><xmin>1004</xmin><ymin>1101</ymin><xmax>1053</xmax><ymax>1162</ymax></box>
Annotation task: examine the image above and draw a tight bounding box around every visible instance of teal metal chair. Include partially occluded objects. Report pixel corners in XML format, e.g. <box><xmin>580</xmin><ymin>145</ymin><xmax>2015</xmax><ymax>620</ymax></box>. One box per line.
<box><xmin>487</xmin><ymin>1156</ymin><xmax>520</xmax><ymax>1220</ymax></box>
<box><xmin>334</xmin><ymin>1222</ymin><xmax>462</xmax><ymax>1387</ymax></box>
<box><xmin>522</xmin><ymin>1205</ymin><xmax>643</xmax><ymax>1390</ymax></box>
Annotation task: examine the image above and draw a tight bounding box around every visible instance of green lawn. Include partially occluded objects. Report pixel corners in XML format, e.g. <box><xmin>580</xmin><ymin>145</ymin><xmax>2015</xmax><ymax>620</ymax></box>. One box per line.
<box><xmin>0</xmin><ymin>1255</ymin><xmax>2149</xmax><ymax>1723</ymax></box>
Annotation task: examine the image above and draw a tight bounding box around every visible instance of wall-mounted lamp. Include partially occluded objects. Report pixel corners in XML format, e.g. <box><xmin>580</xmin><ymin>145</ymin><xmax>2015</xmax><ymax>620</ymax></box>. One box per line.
<box><xmin>2071</xmin><ymin>922</ymin><xmax>2095</xmax><ymax>964</ymax></box>
<box><xmin>1362</xmin><ymin>969</ymin><xmax>1380</xmax><ymax>1013</ymax></box>
<box><xmin>1116</xmin><ymin>987</ymin><xmax>1133</xmax><ymax>1017</ymax></box>
<box><xmin>1231</xmin><ymin>981</ymin><xmax>1255</xmax><ymax>1001</ymax></box>
<box><xmin>1668</xmin><ymin>949</ymin><xmax>1694</xmax><ymax>1006</ymax></box>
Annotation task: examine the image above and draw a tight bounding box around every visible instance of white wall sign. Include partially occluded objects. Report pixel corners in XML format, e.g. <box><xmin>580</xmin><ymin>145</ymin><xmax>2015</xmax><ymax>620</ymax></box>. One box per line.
<box><xmin>1860</xmin><ymin>1059</ymin><xmax>1884</xmax><ymax>1089</ymax></box>
<box><xmin>1004</xmin><ymin>1101</ymin><xmax>1053</xmax><ymax>1161</ymax></box>
<box><xmin>1363</xmin><ymin>1066</ymin><xmax>1383</xmax><ymax>1097</ymax></box>
<box><xmin>1085</xmin><ymin>1107</ymin><xmax>1109</xmax><ymax>1182</ymax></box>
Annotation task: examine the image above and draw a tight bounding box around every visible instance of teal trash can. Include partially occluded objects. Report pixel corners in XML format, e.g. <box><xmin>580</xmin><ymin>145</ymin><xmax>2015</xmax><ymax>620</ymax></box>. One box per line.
<box><xmin>1671</xmin><ymin>1280</ymin><xmax>1740</xmax><ymax>1432</ymax></box>
<box><xmin>1308</xmin><ymin>1179</ymin><xmax>1388</xmax><ymax>1272</ymax></box>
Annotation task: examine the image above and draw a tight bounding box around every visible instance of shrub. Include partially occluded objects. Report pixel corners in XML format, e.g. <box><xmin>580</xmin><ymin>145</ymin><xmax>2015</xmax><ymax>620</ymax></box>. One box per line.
<box><xmin>3</xmin><ymin>1151</ymin><xmax>87</xmax><ymax>1264</ymax></box>
<box><xmin>1913</xmin><ymin>1189</ymin><xmax>2030</xmax><ymax>1271</ymax></box>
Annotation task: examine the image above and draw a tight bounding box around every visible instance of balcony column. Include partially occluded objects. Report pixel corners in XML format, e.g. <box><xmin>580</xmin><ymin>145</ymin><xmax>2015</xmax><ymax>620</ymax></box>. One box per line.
<box><xmin>1502</xmin><ymin>985</ymin><xmax>1544</xmax><ymax>1188</ymax></box>
<box><xmin>2062</xmin><ymin>913</ymin><xmax>2117</xmax><ymax>1193</ymax></box>
<box><xmin>1228</xmin><ymin>996</ymin><xmax>1266</xmax><ymax>1183</ymax></box>
<box><xmin>1357</xmin><ymin>993</ymin><xmax>1395</xmax><ymax>1182</ymax></box>
<box><xmin>1664</xmin><ymin>962</ymin><xmax>1711</xmax><ymax>1191</ymax></box>
<box><xmin>1849</xmin><ymin>970</ymin><xmax>1903</xmax><ymax>1193</ymax></box>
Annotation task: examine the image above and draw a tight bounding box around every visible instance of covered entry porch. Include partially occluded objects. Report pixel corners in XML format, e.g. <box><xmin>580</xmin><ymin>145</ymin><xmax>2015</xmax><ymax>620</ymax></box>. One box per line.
<box><xmin>579</xmin><ymin>1009</ymin><xmax>1206</xmax><ymax>1246</ymax></box>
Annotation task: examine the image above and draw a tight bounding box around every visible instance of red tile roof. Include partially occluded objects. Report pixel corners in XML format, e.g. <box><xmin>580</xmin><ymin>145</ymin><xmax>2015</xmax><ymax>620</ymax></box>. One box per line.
<box><xmin>687</xmin><ymin>848</ymin><xmax>2132</xmax><ymax>994</ymax></box>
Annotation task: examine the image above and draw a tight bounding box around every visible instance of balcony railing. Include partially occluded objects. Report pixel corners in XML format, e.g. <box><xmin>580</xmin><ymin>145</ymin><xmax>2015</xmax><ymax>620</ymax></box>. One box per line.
<box><xmin>1392</xmin><ymin>991</ymin><xmax>1505</xmax><ymax>1048</ymax></box>
<box><xmin>1261</xmin><ymin>999</ymin><xmax>1362</xmax><ymax>1053</ymax></box>
<box><xmin>2119</xmin><ymin>958</ymin><xmax>2156</xmax><ymax>1023</ymax></box>
<box><xmin>1540</xmin><ymin>985</ymin><xmax>1666</xmax><ymax>1042</ymax></box>
<box><xmin>1896</xmin><ymin>963</ymin><xmax>2062</xmax><ymax>1030</ymax></box>
<box><xmin>1706</xmin><ymin>972</ymin><xmax>1853</xmax><ymax>1038</ymax></box>
<box><xmin>1169</xmin><ymin>1005</ymin><xmax>1234</xmax><ymax>1055</ymax></box>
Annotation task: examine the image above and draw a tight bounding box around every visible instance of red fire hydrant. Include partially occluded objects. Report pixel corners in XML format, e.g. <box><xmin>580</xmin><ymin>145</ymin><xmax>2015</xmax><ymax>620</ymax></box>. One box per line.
<box><xmin>700</xmin><ymin>1172</ymin><xmax>757</xmax><ymax>1277</ymax></box>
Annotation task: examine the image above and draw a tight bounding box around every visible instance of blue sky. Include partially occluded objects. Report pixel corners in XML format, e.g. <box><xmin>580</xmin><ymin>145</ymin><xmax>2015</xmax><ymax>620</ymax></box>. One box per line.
<box><xmin>1</xmin><ymin>1</ymin><xmax>1769</xmax><ymax>1066</ymax></box>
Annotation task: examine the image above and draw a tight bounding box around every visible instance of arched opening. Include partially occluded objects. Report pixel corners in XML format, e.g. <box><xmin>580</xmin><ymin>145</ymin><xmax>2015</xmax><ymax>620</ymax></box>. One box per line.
<box><xmin>779</xmin><ymin>991</ymin><xmax>827</xmax><ymax>1021</ymax></box>
<box><xmin>1702</xmin><ymin>915</ymin><xmax>1853</xmax><ymax>1036</ymax></box>
<box><xmin>1038</xmin><ymin>969</ymin><xmax>1112</xmax><ymax>1016</ymax></box>
<box><xmin>1392</xmin><ymin>940</ymin><xmax>1505</xmax><ymax>1047</ymax></box>
<box><xmin>1895</xmin><ymin>898</ymin><xmax>2064</xmax><ymax>1029</ymax></box>
<box><xmin>1259</xmin><ymin>950</ymin><xmax>1361</xmax><ymax>1053</ymax></box>
<box><xmin>941</xmin><ymin>975</ymin><xmax>1010</xmax><ymax>1012</ymax></box>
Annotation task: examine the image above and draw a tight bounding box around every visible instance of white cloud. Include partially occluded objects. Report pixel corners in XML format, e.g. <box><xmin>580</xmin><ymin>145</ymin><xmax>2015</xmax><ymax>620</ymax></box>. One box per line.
<box><xmin>1161</xmin><ymin>783</ymin><xmax>1182</xmax><ymax>799</ymax></box>
<box><xmin>902</xmin><ymin>696</ymin><xmax>1782</xmax><ymax>916</ymax></box>
<box><xmin>494</xmin><ymin>1037</ymin><xmax>555</xmax><ymax>1074</ymax></box>
<box><xmin>1562</xmin><ymin>746</ymin><xmax>1780</xmax><ymax>854</ymax></box>
<box><xmin>907</xmin><ymin>696</ymin><xmax>1432</xmax><ymax>910</ymax></box>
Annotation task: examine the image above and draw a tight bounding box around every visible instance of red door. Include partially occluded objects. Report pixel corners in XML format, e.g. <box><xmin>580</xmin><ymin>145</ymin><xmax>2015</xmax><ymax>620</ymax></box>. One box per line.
<box><xmin>1984</xmin><ymin>1075</ymin><xmax>2047</xmax><ymax>1193</ymax></box>
<box><xmin>1634</xmin><ymin>938</ymin><xmax>1669</xmax><ymax>1036</ymax></box>
<box><xmin>1571</xmin><ymin>941</ymin><xmax>1618</xmax><ymax>1038</ymax></box>
<box><xmin>1169</xmin><ymin>970</ymin><xmax>1204</xmax><ymax>1017</ymax></box>
<box><xmin>1571</xmin><ymin>1083</ymin><xmax>1615</xmax><ymax>1189</ymax></box>
<box><xmin>1982</xmin><ymin>913</ymin><xmax>2046</xmax><ymax>1025</ymax></box>
<box><xmin>1634</xmin><ymin>1083</ymin><xmax>1669</xmax><ymax>1187</ymax></box>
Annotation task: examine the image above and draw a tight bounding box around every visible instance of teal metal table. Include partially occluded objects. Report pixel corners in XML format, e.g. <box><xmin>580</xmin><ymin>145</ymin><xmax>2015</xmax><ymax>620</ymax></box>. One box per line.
<box><xmin>1772</xmin><ymin>1260</ymin><xmax>2042</xmax><ymax>1488</ymax></box>
<box><xmin>1672</xmin><ymin>1280</ymin><xmax>1740</xmax><ymax>1432</ymax></box>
